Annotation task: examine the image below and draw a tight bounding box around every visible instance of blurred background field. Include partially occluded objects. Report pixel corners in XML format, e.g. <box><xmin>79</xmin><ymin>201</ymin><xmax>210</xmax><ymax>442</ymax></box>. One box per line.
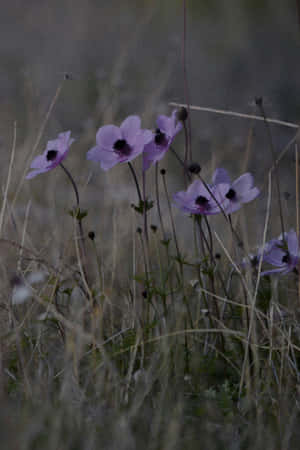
<box><xmin>1</xmin><ymin>1</ymin><xmax>300</xmax><ymax>449</ymax></box>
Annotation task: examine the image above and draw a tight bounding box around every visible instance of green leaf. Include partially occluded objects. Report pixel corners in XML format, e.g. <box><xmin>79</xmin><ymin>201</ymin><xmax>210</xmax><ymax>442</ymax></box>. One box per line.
<box><xmin>68</xmin><ymin>208</ymin><xmax>88</xmax><ymax>220</ymax></box>
<box><xmin>132</xmin><ymin>199</ymin><xmax>154</xmax><ymax>214</ymax></box>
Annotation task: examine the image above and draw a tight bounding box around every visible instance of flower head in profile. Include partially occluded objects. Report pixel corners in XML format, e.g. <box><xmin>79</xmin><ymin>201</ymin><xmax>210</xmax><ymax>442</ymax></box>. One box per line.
<box><xmin>173</xmin><ymin>179</ymin><xmax>229</xmax><ymax>216</ymax></box>
<box><xmin>26</xmin><ymin>131</ymin><xmax>75</xmax><ymax>179</ymax></box>
<box><xmin>212</xmin><ymin>168</ymin><xmax>259</xmax><ymax>214</ymax></box>
<box><xmin>262</xmin><ymin>230</ymin><xmax>300</xmax><ymax>275</ymax></box>
<box><xmin>87</xmin><ymin>116</ymin><xmax>153</xmax><ymax>171</ymax></box>
<box><xmin>143</xmin><ymin>110</ymin><xmax>182</xmax><ymax>171</ymax></box>
<box><xmin>242</xmin><ymin>240</ymin><xmax>274</xmax><ymax>270</ymax></box>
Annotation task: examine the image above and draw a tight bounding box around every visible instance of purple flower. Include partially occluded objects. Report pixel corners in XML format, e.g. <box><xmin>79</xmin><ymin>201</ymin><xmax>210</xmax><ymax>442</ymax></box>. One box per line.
<box><xmin>242</xmin><ymin>241</ymin><xmax>274</xmax><ymax>269</ymax></box>
<box><xmin>143</xmin><ymin>110</ymin><xmax>182</xmax><ymax>171</ymax></box>
<box><xmin>262</xmin><ymin>230</ymin><xmax>299</xmax><ymax>275</ymax></box>
<box><xmin>173</xmin><ymin>179</ymin><xmax>229</xmax><ymax>216</ymax></box>
<box><xmin>212</xmin><ymin>168</ymin><xmax>259</xmax><ymax>214</ymax></box>
<box><xmin>87</xmin><ymin>116</ymin><xmax>153</xmax><ymax>171</ymax></box>
<box><xmin>26</xmin><ymin>131</ymin><xmax>75</xmax><ymax>179</ymax></box>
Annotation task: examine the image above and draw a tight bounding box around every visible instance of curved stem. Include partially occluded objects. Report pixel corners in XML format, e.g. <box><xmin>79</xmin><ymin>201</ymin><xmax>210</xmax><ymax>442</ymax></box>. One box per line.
<box><xmin>128</xmin><ymin>162</ymin><xmax>142</xmax><ymax>203</ymax></box>
<box><xmin>142</xmin><ymin>170</ymin><xmax>149</xmax><ymax>244</ymax></box>
<box><xmin>59</xmin><ymin>162</ymin><xmax>90</xmax><ymax>294</ymax></box>
<box><xmin>155</xmin><ymin>163</ymin><xmax>166</xmax><ymax>240</ymax></box>
<box><xmin>60</xmin><ymin>162</ymin><xmax>80</xmax><ymax>207</ymax></box>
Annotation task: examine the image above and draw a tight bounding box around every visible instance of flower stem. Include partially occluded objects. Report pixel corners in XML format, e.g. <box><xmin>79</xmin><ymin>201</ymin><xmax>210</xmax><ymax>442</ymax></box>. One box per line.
<box><xmin>142</xmin><ymin>170</ymin><xmax>149</xmax><ymax>244</ymax></box>
<box><xmin>59</xmin><ymin>163</ymin><xmax>80</xmax><ymax>207</ymax></box>
<box><xmin>59</xmin><ymin>163</ymin><xmax>90</xmax><ymax>294</ymax></box>
<box><xmin>155</xmin><ymin>163</ymin><xmax>166</xmax><ymax>240</ymax></box>
<box><xmin>128</xmin><ymin>162</ymin><xmax>142</xmax><ymax>203</ymax></box>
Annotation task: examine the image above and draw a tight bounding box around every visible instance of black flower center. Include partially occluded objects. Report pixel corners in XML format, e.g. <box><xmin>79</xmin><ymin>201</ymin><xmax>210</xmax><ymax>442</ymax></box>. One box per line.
<box><xmin>282</xmin><ymin>252</ymin><xmax>290</xmax><ymax>264</ymax></box>
<box><xmin>113</xmin><ymin>139</ymin><xmax>131</xmax><ymax>156</ymax></box>
<box><xmin>154</xmin><ymin>128</ymin><xmax>166</xmax><ymax>145</ymax></box>
<box><xmin>225</xmin><ymin>188</ymin><xmax>236</xmax><ymax>200</ymax></box>
<box><xmin>195</xmin><ymin>195</ymin><xmax>208</xmax><ymax>206</ymax></box>
<box><xmin>46</xmin><ymin>150</ymin><xmax>58</xmax><ymax>161</ymax></box>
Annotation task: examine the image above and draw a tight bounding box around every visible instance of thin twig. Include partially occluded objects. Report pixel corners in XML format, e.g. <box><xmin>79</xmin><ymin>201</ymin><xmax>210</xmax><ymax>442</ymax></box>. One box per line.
<box><xmin>169</xmin><ymin>102</ymin><xmax>299</xmax><ymax>130</ymax></box>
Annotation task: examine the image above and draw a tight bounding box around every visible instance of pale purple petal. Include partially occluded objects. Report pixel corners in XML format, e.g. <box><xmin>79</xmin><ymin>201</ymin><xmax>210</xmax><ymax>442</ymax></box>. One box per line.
<box><xmin>127</xmin><ymin>132</ymin><xmax>152</xmax><ymax>161</ymax></box>
<box><xmin>186</xmin><ymin>179</ymin><xmax>204</xmax><ymax>198</ymax></box>
<box><xmin>141</xmin><ymin>129</ymin><xmax>154</xmax><ymax>146</ymax></box>
<box><xmin>231</xmin><ymin>173</ymin><xmax>254</xmax><ymax>195</ymax></box>
<box><xmin>156</xmin><ymin>111</ymin><xmax>181</xmax><ymax>138</ymax></box>
<box><xmin>212</xmin><ymin>168</ymin><xmax>231</xmax><ymax>185</ymax></box>
<box><xmin>264</xmin><ymin>245</ymin><xmax>285</xmax><ymax>266</ymax></box>
<box><xmin>143</xmin><ymin>152</ymin><xmax>153</xmax><ymax>172</ymax></box>
<box><xmin>26</xmin><ymin>168</ymin><xmax>50</xmax><ymax>179</ymax></box>
<box><xmin>30</xmin><ymin>155</ymin><xmax>48</xmax><ymax>170</ymax></box>
<box><xmin>120</xmin><ymin>116</ymin><xmax>141</xmax><ymax>142</ymax></box>
<box><xmin>96</xmin><ymin>125</ymin><xmax>121</xmax><ymax>148</ymax></box>
<box><xmin>241</xmin><ymin>187</ymin><xmax>260</xmax><ymax>203</ymax></box>
<box><xmin>58</xmin><ymin>130</ymin><xmax>71</xmax><ymax>141</ymax></box>
<box><xmin>87</xmin><ymin>145</ymin><xmax>118</xmax><ymax>169</ymax></box>
<box><xmin>261</xmin><ymin>267</ymin><xmax>286</xmax><ymax>276</ymax></box>
<box><xmin>156</xmin><ymin>115</ymin><xmax>172</xmax><ymax>135</ymax></box>
<box><xmin>46</xmin><ymin>139</ymin><xmax>59</xmax><ymax>152</ymax></box>
<box><xmin>287</xmin><ymin>230</ymin><xmax>299</xmax><ymax>256</ymax></box>
<box><xmin>209</xmin><ymin>183</ymin><xmax>230</xmax><ymax>214</ymax></box>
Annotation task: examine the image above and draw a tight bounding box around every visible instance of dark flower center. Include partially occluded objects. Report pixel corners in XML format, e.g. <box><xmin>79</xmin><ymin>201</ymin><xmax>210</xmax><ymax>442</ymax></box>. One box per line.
<box><xmin>282</xmin><ymin>252</ymin><xmax>290</xmax><ymax>264</ymax></box>
<box><xmin>155</xmin><ymin>128</ymin><xmax>166</xmax><ymax>145</ymax></box>
<box><xmin>195</xmin><ymin>195</ymin><xmax>208</xmax><ymax>206</ymax></box>
<box><xmin>46</xmin><ymin>150</ymin><xmax>58</xmax><ymax>161</ymax></box>
<box><xmin>113</xmin><ymin>139</ymin><xmax>131</xmax><ymax>156</ymax></box>
<box><xmin>225</xmin><ymin>188</ymin><xmax>236</xmax><ymax>200</ymax></box>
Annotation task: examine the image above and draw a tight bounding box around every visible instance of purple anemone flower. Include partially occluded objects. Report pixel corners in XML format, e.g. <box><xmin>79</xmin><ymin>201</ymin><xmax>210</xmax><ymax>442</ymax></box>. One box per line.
<box><xmin>212</xmin><ymin>168</ymin><xmax>259</xmax><ymax>214</ymax></box>
<box><xmin>143</xmin><ymin>110</ymin><xmax>182</xmax><ymax>171</ymax></box>
<box><xmin>242</xmin><ymin>240</ymin><xmax>274</xmax><ymax>269</ymax></box>
<box><xmin>262</xmin><ymin>230</ymin><xmax>300</xmax><ymax>275</ymax></box>
<box><xmin>173</xmin><ymin>179</ymin><xmax>229</xmax><ymax>216</ymax></box>
<box><xmin>26</xmin><ymin>131</ymin><xmax>75</xmax><ymax>179</ymax></box>
<box><xmin>87</xmin><ymin>116</ymin><xmax>153</xmax><ymax>171</ymax></box>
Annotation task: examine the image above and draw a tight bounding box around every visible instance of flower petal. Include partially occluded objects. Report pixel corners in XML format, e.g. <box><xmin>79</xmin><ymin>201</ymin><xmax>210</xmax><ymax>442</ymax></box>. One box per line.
<box><xmin>87</xmin><ymin>145</ymin><xmax>118</xmax><ymax>169</ymax></box>
<box><xmin>261</xmin><ymin>267</ymin><xmax>285</xmax><ymax>276</ymax></box>
<box><xmin>241</xmin><ymin>187</ymin><xmax>260</xmax><ymax>203</ymax></box>
<box><xmin>26</xmin><ymin>168</ymin><xmax>50</xmax><ymax>179</ymax></box>
<box><xmin>96</xmin><ymin>125</ymin><xmax>121</xmax><ymax>148</ymax></box>
<box><xmin>120</xmin><ymin>116</ymin><xmax>141</xmax><ymax>141</ymax></box>
<box><xmin>231</xmin><ymin>173</ymin><xmax>254</xmax><ymax>195</ymax></box>
<box><xmin>212</xmin><ymin>168</ymin><xmax>231</xmax><ymax>185</ymax></box>
<box><xmin>286</xmin><ymin>230</ymin><xmax>299</xmax><ymax>256</ymax></box>
<box><xmin>30</xmin><ymin>155</ymin><xmax>48</xmax><ymax>170</ymax></box>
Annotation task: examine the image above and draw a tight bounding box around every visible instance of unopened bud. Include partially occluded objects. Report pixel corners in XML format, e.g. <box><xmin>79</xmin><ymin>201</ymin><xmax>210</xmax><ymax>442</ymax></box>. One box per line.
<box><xmin>188</xmin><ymin>162</ymin><xmax>201</xmax><ymax>174</ymax></box>
<box><xmin>88</xmin><ymin>231</ymin><xmax>95</xmax><ymax>240</ymax></box>
<box><xmin>176</xmin><ymin>107</ymin><xmax>188</xmax><ymax>122</ymax></box>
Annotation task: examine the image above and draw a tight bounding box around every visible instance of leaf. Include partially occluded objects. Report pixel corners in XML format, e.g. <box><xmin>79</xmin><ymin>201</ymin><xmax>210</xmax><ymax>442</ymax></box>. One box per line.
<box><xmin>132</xmin><ymin>199</ymin><xmax>154</xmax><ymax>214</ymax></box>
<box><xmin>68</xmin><ymin>208</ymin><xmax>88</xmax><ymax>220</ymax></box>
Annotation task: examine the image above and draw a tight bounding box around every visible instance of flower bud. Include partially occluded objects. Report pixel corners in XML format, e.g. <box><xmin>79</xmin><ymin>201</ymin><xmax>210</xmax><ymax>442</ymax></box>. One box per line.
<box><xmin>188</xmin><ymin>162</ymin><xmax>201</xmax><ymax>174</ymax></box>
<box><xmin>176</xmin><ymin>107</ymin><xmax>188</xmax><ymax>122</ymax></box>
